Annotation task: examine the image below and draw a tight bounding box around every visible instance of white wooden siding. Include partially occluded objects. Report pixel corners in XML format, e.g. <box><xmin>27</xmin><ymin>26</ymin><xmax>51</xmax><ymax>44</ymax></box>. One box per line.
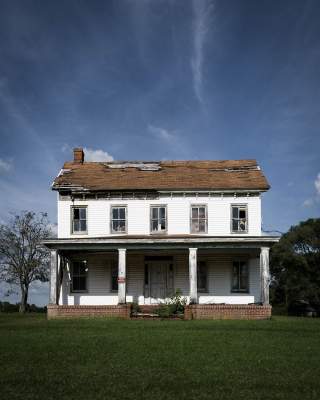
<box><xmin>58</xmin><ymin>195</ymin><xmax>261</xmax><ymax>238</ymax></box>
<box><xmin>59</xmin><ymin>253</ymin><xmax>261</xmax><ymax>306</ymax></box>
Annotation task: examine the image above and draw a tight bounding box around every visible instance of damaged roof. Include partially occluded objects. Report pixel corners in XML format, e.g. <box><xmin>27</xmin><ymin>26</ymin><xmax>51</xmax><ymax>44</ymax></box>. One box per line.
<box><xmin>52</xmin><ymin>157</ymin><xmax>270</xmax><ymax>192</ymax></box>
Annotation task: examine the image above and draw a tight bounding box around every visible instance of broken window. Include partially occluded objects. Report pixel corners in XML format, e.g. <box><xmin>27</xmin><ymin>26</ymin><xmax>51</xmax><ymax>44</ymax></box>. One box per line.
<box><xmin>191</xmin><ymin>205</ymin><xmax>208</xmax><ymax>233</ymax></box>
<box><xmin>231</xmin><ymin>205</ymin><xmax>248</xmax><ymax>233</ymax></box>
<box><xmin>111</xmin><ymin>206</ymin><xmax>127</xmax><ymax>233</ymax></box>
<box><xmin>71</xmin><ymin>261</ymin><xmax>88</xmax><ymax>292</ymax></box>
<box><xmin>231</xmin><ymin>261</ymin><xmax>249</xmax><ymax>292</ymax></box>
<box><xmin>72</xmin><ymin>207</ymin><xmax>87</xmax><ymax>233</ymax></box>
<box><xmin>197</xmin><ymin>261</ymin><xmax>207</xmax><ymax>292</ymax></box>
<box><xmin>150</xmin><ymin>206</ymin><xmax>167</xmax><ymax>233</ymax></box>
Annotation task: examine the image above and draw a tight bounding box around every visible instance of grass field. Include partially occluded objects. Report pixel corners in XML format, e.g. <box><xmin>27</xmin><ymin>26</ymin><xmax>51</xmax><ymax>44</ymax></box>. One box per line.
<box><xmin>1</xmin><ymin>314</ymin><xmax>320</xmax><ymax>400</ymax></box>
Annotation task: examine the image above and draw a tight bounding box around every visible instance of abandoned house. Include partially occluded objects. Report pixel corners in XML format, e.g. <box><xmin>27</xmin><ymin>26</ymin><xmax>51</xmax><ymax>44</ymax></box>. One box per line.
<box><xmin>44</xmin><ymin>148</ymin><xmax>279</xmax><ymax>319</ymax></box>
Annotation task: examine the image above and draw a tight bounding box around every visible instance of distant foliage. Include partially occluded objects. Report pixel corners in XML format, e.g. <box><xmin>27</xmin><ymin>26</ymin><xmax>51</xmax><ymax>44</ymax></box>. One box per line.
<box><xmin>270</xmin><ymin>218</ymin><xmax>320</xmax><ymax>310</ymax></box>
<box><xmin>0</xmin><ymin>301</ymin><xmax>46</xmax><ymax>313</ymax></box>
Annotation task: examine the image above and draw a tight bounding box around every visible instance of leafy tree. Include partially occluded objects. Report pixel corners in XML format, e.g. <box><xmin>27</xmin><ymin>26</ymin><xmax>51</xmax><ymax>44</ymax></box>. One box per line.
<box><xmin>270</xmin><ymin>218</ymin><xmax>320</xmax><ymax>308</ymax></box>
<box><xmin>0</xmin><ymin>211</ymin><xmax>52</xmax><ymax>313</ymax></box>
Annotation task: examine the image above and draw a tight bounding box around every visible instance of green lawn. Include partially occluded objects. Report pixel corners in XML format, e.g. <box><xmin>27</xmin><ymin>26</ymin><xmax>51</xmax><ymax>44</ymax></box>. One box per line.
<box><xmin>0</xmin><ymin>314</ymin><xmax>320</xmax><ymax>400</ymax></box>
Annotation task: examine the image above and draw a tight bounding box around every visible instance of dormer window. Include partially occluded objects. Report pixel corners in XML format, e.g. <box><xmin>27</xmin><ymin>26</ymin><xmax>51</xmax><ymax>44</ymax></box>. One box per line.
<box><xmin>231</xmin><ymin>205</ymin><xmax>248</xmax><ymax>233</ymax></box>
<box><xmin>71</xmin><ymin>206</ymin><xmax>87</xmax><ymax>234</ymax></box>
<box><xmin>150</xmin><ymin>205</ymin><xmax>167</xmax><ymax>233</ymax></box>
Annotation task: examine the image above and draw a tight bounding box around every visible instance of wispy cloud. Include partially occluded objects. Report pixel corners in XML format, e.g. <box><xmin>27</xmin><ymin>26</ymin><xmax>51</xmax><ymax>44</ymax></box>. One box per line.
<box><xmin>148</xmin><ymin>124</ymin><xmax>177</xmax><ymax>143</ymax></box>
<box><xmin>0</xmin><ymin>158</ymin><xmax>13</xmax><ymax>174</ymax></box>
<box><xmin>302</xmin><ymin>172</ymin><xmax>320</xmax><ymax>207</ymax></box>
<box><xmin>191</xmin><ymin>0</ymin><xmax>214</xmax><ymax>104</ymax></box>
<box><xmin>83</xmin><ymin>147</ymin><xmax>114</xmax><ymax>162</ymax></box>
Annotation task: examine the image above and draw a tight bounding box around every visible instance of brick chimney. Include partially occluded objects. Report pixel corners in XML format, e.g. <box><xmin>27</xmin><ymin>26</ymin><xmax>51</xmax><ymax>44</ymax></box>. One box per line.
<box><xmin>73</xmin><ymin>148</ymin><xmax>84</xmax><ymax>163</ymax></box>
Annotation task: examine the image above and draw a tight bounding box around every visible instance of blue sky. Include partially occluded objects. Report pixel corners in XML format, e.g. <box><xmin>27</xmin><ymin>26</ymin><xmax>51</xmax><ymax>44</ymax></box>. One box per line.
<box><xmin>0</xmin><ymin>0</ymin><xmax>319</xmax><ymax>304</ymax></box>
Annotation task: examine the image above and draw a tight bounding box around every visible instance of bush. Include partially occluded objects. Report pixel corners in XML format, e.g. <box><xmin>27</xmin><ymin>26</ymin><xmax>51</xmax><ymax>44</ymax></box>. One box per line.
<box><xmin>154</xmin><ymin>289</ymin><xmax>187</xmax><ymax>318</ymax></box>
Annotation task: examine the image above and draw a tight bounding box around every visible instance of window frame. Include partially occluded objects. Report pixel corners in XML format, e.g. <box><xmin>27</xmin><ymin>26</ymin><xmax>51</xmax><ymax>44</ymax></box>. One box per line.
<box><xmin>190</xmin><ymin>204</ymin><xmax>208</xmax><ymax>234</ymax></box>
<box><xmin>231</xmin><ymin>260</ymin><xmax>249</xmax><ymax>293</ymax></box>
<box><xmin>71</xmin><ymin>206</ymin><xmax>88</xmax><ymax>235</ymax></box>
<box><xmin>197</xmin><ymin>260</ymin><xmax>208</xmax><ymax>293</ymax></box>
<box><xmin>70</xmin><ymin>260</ymin><xmax>88</xmax><ymax>293</ymax></box>
<box><xmin>150</xmin><ymin>205</ymin><xmax>167</xmax><ymax>234</ymax></box>
<box><xmin>110</xmin><ymin>205</ymin><xmax>128</xmax><ymax>234</ymax></box>
<box><xmin>230</xmin><ymin>204</ymin><xmax>248</xmax><ymax>234</ymax></box>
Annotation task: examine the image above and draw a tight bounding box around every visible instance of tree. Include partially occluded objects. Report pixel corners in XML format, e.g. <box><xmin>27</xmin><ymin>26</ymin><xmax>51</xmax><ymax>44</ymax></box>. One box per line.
<box><xmin>270</xmin><ymin>218</ymin><xmax>320</xmax><ymax>308</ymax></box>
<box><xmin>0</xmin><ymin>211</ymin><xmax>52</xmax><ymax>313</ymax></box>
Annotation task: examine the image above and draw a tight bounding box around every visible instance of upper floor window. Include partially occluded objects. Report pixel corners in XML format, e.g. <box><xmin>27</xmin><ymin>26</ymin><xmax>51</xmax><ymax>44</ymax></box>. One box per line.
<box><xmin>71</xmin><ymin>261</ymin><xmax>88</xmax><ymax>292</ymax></box>
<box><xmin>191</xmin><ymin>205</ymin><xmax>208</xmax><ymax>233</ymax></box>
<box><xmin>231</xmin><ymin>261</ymin><xmax>248</xmax><ymax>292</ymax></box>
<box><xmin>111</xmin><ymin>206</ymin><xmax>127</xmax><ymax>233</ymax></box>
<box><xmin>72</xmin><ymin>206</ymin><xmax>87</xmax><ymax>234</ymax></box>
<box><xmin>197</xmin><ymin>261</ymin><xmax>207</xmax><ymax>292</ymax></box>
<box><xmin>231</xmin><ymin>205</ymin><xmax>248</xmax><ymax>233</ymax></box>
<box><xmin>150</xmin><ymin>205</ymin><xmax>167</xmax><ymax>233</ymax></box>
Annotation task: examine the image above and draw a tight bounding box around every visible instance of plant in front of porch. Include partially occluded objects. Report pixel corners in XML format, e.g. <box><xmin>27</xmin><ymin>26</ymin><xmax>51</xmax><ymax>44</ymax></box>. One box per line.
<box><xmin>155</xmin><ymin>289</ymin><xmax>187</xmax><ymax>318</ymax></box>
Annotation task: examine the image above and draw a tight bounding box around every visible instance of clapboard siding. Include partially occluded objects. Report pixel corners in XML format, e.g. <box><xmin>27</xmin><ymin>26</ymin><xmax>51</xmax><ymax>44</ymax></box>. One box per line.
<box><xmin>58</xmin><ymin>195</ymin><xmax>261</xmax><ymax>238</ymax></box>
<box><xmin>59</xmin><ymin>253</ymin><xmax>261</xmax><ymax>306</ymax></box>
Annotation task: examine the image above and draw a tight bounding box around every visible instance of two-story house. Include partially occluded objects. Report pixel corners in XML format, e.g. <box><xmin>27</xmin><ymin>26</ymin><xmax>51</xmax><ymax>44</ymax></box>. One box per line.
<box><xmin>44</xmin><ymin>148</ymin><xmax>279</xmax><ymax>319</ymax></box>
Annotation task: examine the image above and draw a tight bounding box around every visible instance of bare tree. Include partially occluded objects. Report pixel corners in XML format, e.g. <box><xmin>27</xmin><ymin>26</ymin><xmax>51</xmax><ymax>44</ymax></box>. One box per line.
<box><xmin>0</xmin><ymin>211</ymin><xmax>52</xmax><ymax>313</ymax></box>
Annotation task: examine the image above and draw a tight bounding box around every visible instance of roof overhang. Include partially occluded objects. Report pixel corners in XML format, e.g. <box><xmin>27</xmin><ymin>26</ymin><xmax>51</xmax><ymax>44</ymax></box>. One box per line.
<box><xmin>43</xmin><ymin>235</ymin><xmax>280</xmax><ymax>251</ymax></box>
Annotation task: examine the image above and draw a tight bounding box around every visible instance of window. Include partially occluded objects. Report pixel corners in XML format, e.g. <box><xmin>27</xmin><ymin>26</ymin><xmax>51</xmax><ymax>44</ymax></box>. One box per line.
<box><xmin>150</xmin><ymin>206</ymin><xmax>167</xmax><ymax>233</ymax></box>
<box><xmin>72</xmin><ymin>207</ymin><xmax>87</xmax><ymax>233</ymax></box>
<box><xmin>231</xmin><ymin>261</ymin><xmax>249</xmax><ymax>292</ymax></box>
<box><xmin>111</xmin><ymin>262</ymin><xmax>118</xmax><ymax>291</ymax></box>
<box><xmin>71</xmin><ymin>261</ymin><xmax>88</xmax><ymax>292</ymax></box>
<box><xmin>231</xmin><ymin>205</ymin><xmax>248</xmax><ymax>233</ymax></box>
<box><xmin>111</xmin><ymin>206</ymin><xmax>127</xmax><ymax>233</ymax></box>
<box><xmin>191</xmin><ymin>205</ymin><xmax>208</xmax><ymax>233</ymax></box>
<box><xmin>197</xmin><ymin>261</ymin><xmax>207</xmax><ymax>292</ymax></box>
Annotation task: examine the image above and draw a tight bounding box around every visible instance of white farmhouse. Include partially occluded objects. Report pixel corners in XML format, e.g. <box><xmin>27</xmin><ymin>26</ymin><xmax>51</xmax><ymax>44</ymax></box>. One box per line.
<box><xmin>44</xmin><ymin>148</ymin><xmax>279</xmax><ymax>319</ymax></box>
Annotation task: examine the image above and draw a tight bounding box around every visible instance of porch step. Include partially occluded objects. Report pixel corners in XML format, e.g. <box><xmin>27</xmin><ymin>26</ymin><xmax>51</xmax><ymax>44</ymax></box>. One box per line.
<box><xmin>131</xmin><ymin>312</ymin><xmax>160</xmax><ymax>319</ymax></box>
<box><xmin>138</xmin><ymin>305</ymin><xmax>160</xmax><ymax>314</ymax></box>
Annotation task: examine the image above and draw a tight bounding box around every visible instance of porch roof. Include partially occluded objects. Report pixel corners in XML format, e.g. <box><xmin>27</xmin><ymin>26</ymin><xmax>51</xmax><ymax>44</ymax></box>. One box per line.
<box><xmin>43</xmin><ymin>235</ymin><xmax>280</xmax><ymax>251</ymax></box>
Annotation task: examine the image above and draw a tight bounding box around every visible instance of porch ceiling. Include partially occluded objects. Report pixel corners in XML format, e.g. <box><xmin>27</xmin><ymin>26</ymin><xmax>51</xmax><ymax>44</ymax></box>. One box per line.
<box><xmin>43</xmin><ymin>235</ymin><xmax>279</xmax><ymax>251</ymax></box>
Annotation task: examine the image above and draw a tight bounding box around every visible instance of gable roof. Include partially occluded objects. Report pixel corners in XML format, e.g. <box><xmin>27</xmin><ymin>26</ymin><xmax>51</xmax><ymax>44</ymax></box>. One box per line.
<box><xmin>52</xmin><ymin>159</ymin><xmax>270</xmax><ymax>192</ymax></box>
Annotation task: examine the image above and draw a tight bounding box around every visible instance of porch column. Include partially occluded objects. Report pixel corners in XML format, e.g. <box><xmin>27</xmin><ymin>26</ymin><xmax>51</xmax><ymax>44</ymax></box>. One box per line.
<box><xmin>189</xmin><ymin>248</ymin><xmax>198</xmax><ymax>304</ymax></box>
<box><xmin>118</xmin><ymin>248</ymin><xmax>127</xmax><ymax>304</ymax></box>
<box><xmin>49</xmin><ymin>250</ymin><xmax>59</xmax><ymax>304</ymax></box>
<box><xmin>260</xmin><ymin>247</ymin><xmax>270</xmax><ymax>305</ymax></box>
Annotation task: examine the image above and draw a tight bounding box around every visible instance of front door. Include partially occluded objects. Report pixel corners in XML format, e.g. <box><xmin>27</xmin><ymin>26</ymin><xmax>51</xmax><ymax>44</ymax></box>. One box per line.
<box><xmin>150</xmin><ymin>263</ymin><xmax>166</xmax><ymax>301</ymax></box>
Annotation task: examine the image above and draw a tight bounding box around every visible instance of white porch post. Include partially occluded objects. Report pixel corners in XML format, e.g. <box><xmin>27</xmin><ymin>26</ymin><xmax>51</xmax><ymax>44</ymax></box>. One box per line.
<box><xmin>260</xmin><ymin>247</ymin><xmax>270</xmax><ymax>305</ymax></box>
<box><xmin>189</xmin><ymin>248</ymin><xmax>198</xmax><ymax>304</ymax></box>
<box><xmin>49</xmin><ymin>250</ymin><xmax>59</xmax><ymax>304</ymax></box>
<box><xmin>118</xmin><ymin>248</ymin><xmax>127</xmax><ymax>304</ymax></box>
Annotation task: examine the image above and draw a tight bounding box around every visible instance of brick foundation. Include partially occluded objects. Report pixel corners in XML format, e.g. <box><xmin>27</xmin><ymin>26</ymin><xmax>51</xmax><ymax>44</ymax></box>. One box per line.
<box><xmin>47</xmin><ymin>304</ymin><xmax>131</xmax><ymax>319</ymax></box>
<box><xmin>184</xmin><ymin>304</ymin><xmax>272</xmax><ymax>320</ymax></box>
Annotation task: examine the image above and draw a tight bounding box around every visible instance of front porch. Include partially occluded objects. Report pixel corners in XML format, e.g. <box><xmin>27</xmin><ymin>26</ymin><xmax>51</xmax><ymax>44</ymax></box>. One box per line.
<box><xmin>44</xmin><ymin>236</ymin><xmax>276</xmax><ymax>320</ymax></box>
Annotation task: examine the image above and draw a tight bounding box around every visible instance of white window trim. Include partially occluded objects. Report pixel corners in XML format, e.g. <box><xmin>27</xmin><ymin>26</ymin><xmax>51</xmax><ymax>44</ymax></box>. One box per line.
<box><xmin>230</xmin><ymin>204</ymin><xmax>248</xmax><ymax>234</ymax></box>
<box><xmin>150</xmin><ymin>205</ymin><xmax>167</xmax><ymax>234</ymax></box>
<box><xmin>110</xmin><ymin>205</ymin><xmax>128</xmax><ymax>234</ymax></box>
<box><xmin>190</xmin><ymin>204</ymin><xmax>208</xmax><ymax>234</ymax></box>
<box><xmin>70</xmin><ymin>205</ymin><xmax>88</xmax><ymax>235</ymax></box>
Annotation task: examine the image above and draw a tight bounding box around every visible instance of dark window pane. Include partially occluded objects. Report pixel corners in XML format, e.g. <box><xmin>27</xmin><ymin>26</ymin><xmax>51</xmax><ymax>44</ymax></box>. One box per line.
<box><xmin>239</xmin><ymin>209</ymin><xmax>246</xmax><ymax>219</ymax></box>
<box><xmin>80</xmin><ymin>220</ymin><xmax>87</xmax><ymax>231</ymax></box>
<box><xmin>232</xmin><ymin>220</ymin><xmax>238</xmax><ymax>231</ymax></box>
<box><xmin>152</xmin><ymin>208</ymin><xmax>158</xmax><ymax>219</ymax></box>
<box><xmin>199</xmin><ymin>220</ymin><xmax>206</xmax><ymax>232</ymax></box>
<box><xmin>112</xmin><ymin>208</ymin><xmax>118</xmax><ymax>219</ymax></box>
<box><xmin>151</xmin><ymin>220</ymin><xmax>158</xmax><ymax>231</ymax></box>
<box><xmin>192</xmin><ymin>208</ymin><xmax>198</xmax><ymax>218</ymax></box>
<box><xmin>159</xmin><ymin>207</ymin><xmax>166</xmax><ymax>218</ymax></box>
<box><xmin>74</xmin><ymin>208</ymin><xmax>80</xmax><ymax>219</ymax></box>
<box><xmin>73</xmin><ymin>220</ymin><xmax>80</xmax><ymax>232</ymax></box>
<box><xmin>73</xmin><ymin>262</ymin><xmax>79</xmax><ymax>275</ymax></box>
<box><xmin>192</xmin><ymin>220</ymin><xmax>199</xmax><ymax>232</ymax></box>
<box><xmin>119</xmin><ymin>208</ymin><xmax>126</xmax><ymax>220</ymax></box>
<box><xmin>79</xmin><ymin>208</ymin><xmax>86</xmax><ymax>219</ymax></box>
<box><xmin>79</xmin><ymin>277</ymin><xmax>86</xmax><ymax>290</ymax></box>
<box><xmin>239</xmin><ymin>220</ymin><xmax>246</xmax><ymax>231</ymax></box>
<box><xmin>119</xmin><ymin>220</ymin><xmax>126</xmax><ymax>231</ymax></box>
<box><xmin>79</xmin><ymin>262</ymin><xmax>87</xmax><ymax>275</ymax></box>
<box><xmin>160</xmin><ymin>218</ymin><xmax>166</xmax><ymax>230</ymax></box>
<box><xmin>232</xmin><ymin>207</ymin><xmax>238</xmax><ymax>219</ymax></box>
<box><xmin>144</xmin><ymin>264</ymin><xmax>149</xmax><ymax>285</ymax></box>
<box><xmin>199</xmin><ymin>207</ymin><xmax>206</xmax><ymax>218</ymax></box>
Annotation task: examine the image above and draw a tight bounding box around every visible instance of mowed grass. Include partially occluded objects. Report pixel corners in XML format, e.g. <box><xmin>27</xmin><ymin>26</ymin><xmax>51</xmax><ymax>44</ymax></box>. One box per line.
<box><xmin>1</xmin><ymin>315</ymin><xmax>320</xmax><ymax>400</ymax></box>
